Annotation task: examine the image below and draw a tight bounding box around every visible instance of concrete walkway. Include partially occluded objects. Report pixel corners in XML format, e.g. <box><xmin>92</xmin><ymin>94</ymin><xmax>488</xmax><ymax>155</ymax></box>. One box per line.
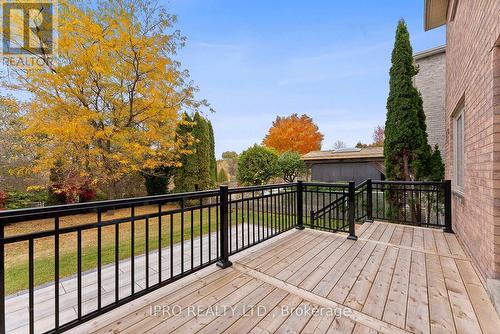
<box><xmin>4</xmin><ymin>223</ymin><xmax>276</xmax><ymax>334</ymax></box>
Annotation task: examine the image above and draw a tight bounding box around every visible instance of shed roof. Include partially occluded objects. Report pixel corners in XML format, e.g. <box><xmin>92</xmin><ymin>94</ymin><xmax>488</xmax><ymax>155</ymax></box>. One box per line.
<box><xmin>301</xmin><ymin>146</ymin><xmax>384</xmax><ymax>162</ymax></box>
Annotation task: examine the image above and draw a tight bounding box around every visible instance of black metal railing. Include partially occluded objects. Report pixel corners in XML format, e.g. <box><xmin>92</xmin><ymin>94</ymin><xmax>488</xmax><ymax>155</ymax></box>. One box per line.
<box><xmin>227</xmin><ymin>184</ymin><xmax>297</xmax><ymax>256</ymax></box>
<box><xmin>0</xmin><ymin>190</ymin><xmax>223</xmax><ymax>334</ymax></box>
<box><xmin>305</xmin><ymin>182</ymin><xmax>357</xmax><ymax>239</ymax></box>
<box><xmin>0</xmin><ymin>179</ymin><xmax>452</xmax><ymax>333</ymax></box>
<box><xmin>356</xmin><ymin>179</ymin><xmax>452</xmax><ymax>231</ymax></box>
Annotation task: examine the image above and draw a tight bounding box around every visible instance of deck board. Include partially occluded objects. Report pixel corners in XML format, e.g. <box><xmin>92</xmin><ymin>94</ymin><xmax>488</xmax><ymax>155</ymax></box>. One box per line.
<box><xmin>52</xmin><ymin>221</ymin><xmax>499</xmax><ymax>334</ymax></box>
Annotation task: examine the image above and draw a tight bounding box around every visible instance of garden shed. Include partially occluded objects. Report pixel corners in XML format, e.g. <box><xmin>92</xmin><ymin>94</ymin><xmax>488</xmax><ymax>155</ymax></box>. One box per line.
<box><xmin>301</xmin><ymin>147</ymin><xmax>385</xmax><ymax>184</ymax></box>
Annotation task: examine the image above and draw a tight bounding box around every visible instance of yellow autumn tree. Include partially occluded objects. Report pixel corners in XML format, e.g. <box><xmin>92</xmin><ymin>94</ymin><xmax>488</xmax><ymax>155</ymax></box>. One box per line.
<box><xmin>4</xmin><ymin>0</ymin><xmax>207</xmax><ymax>196</ymax></box>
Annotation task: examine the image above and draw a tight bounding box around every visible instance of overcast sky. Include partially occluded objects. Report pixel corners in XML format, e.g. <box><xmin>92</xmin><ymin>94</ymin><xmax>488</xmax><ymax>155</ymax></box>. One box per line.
<box><xmin>167</xmin><ymin>0</ymin><xmax>445</xmax><ymax>158</ymax></box>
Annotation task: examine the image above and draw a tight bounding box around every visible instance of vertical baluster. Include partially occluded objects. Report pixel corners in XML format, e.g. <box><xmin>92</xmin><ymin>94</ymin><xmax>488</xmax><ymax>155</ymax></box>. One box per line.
<box><xmin>145</xmin><ymin>217</ymin><xmax>149</xmax><ymax>289</ymax></box>
<box><xmin>275</xmin><ymin>188</ymin><xmax>277</xmax><ymax>234</ymax></box>
<box><xmin>180</xmin><ymin>199</ymin><xmax>184</xmax><ymax>274</ymax></box>
<box><xmin>284</xmin><ymin>188</ymin><xmax>288</xmax><ymax>230</ymax></box>
<box><xmin>77</xmin><ymin>230</ymin><xmax>82</xmax><ymax>318</ymax></box>
<box><xmin>382</xmin><ymin>183</ymin><xmax>386</xmax><ymax>219</ymax></box>
<box><xmin>240</xmin><ymin>196</ymin><xmax>244</xmax><ymax>249</ymax></box>
<box><xmin>216</xmin><ymin>196</ymin><xmax>219</xmax><ymax>259</ymax></box>
<box><xmin>208</xmin><ymin>205</ymin><xmax>212</xmax><ymax>262</ymax></box>
<box><xmin>97</xmin><ymin>211</ymin><xmax>102</xmax><ymax>310</ymax></box>
<box><xmin>54</xmin><ymin>216</ymin><xmax>60</xmax><ymax>328</ymax></box>
<box><xmin>247</xmin><ymin>191</ymin><xmax>254</xmax><ymax>246</ymax></box>
<box><xmin>115</xmin><ymin>221</ymin><xmax>119</xmax><ymax>302</ymax></box>
<box><xmin>200</xmin><ymin>198</ymin><xmax>203</xmax><ymax>267</ymax></box>
<box><xmin>288</xmin><ymin>188</ymin><xmax>291</xmax><ymax>228</ymax></box>
<box><xmin>252</xmin><ymin>190</ymin><xmax>258</xmax><ymax>244</ymax></box>
<box><xmin>28</xmin><ymin>239</ymin><xmax>34</xmax><ymax>333</ymax></box>
<box><xmin>190</xmin><ymin>208</ymin><xmax>194</xmax><ymax>270</ymax></box>
<box><xmin>252</xmin><ymin>191</ymin><xmax>256</xmax><ymax>244</ymax></box>
<box><xmin>130</xmin><ymin>206</ymin><xmax>135</xmax><ymax>295</ymax></box>
<box><xmin>328</xmin><ymin>187</ymin><xmax>332</xmax><ymax>230</ymax></box>
<box><xmin>170</xmin><ymin>214</ymin><xmax>174</xmax><ymax>278</ymax></box>
<box><xmin>262</xmin><ymin>190</ymin><xmax>269</xmax><ymax>238</ymax></box>
<box><xmin>270</xmin><ymin>189</ymin><xmax>274</xmax><ymax>237</ymax></box>
<box><xmin>235</xmin><ymin>196</ymin><xmax>238</xmax><ymax>252</ymax></box>
<box><xmin>280</xmin><ymin>188</ymin><xmax>284</xmax><ymax>231</ymax></box>
<box><xmin>158</xmin><ymin>204</ymin><xmax>162</xmax><ymax>283</ymax></box>
<box><xmin>280</xmin><ymin>188</ymin><xmax>284</xmax><ymax>232</ymax></box>
<box><xmin>419</xmin><ymin>185</ymin><xmax>423</xmax><ymax>225</ymax></box>
<box><xmin>229</xmin><ymin>194</ymin><xmax>232</xmax><ymax>253</ymax></box>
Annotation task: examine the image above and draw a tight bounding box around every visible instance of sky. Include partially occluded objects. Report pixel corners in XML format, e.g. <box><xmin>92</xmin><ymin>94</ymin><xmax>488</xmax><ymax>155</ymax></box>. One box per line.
<box><xmin>166</xmin><ymin>0</ymin><xmax>445</xmax><ymax>158</ymax></box>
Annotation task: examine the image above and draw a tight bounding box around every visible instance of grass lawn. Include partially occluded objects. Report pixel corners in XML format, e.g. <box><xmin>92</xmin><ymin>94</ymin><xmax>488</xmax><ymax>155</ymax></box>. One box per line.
<box><xmin>4</xmin><ymin>205</ymin><xmax>295</xmax><ymax>295</ymax></box>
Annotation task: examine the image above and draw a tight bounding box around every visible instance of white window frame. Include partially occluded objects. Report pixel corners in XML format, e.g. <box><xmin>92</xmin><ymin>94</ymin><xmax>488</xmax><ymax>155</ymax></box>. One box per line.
<box><xmin>453</xmin><ymin>103</ymin><xmax>465</xmax><ymax>194</ymax></box>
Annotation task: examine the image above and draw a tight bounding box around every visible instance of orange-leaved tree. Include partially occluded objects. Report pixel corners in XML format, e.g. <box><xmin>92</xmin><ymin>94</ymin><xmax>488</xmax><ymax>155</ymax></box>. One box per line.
<box><xmin>3</xmin><ymin>0</ymin><xmax>208</xmax><ymax>197</ymax></box>
<box><xmin>262</xmin><ymin>114</ymin><xmax>323</xmax><ymax>154</ymax></box>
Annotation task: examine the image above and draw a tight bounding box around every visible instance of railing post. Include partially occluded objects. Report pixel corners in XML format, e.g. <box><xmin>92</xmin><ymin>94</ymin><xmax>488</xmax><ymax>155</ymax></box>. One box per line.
<box><xmin>348</xmin><ymin>181</ymin><xmax>357</xmax><ymax>240</ymax></box>
<box><xmin>366</xmin><ymin>179</ymin><xmax>373</xmax><ymax>223</ymax></box>
<box><xmin>444</xmin><ymin>180</ymin><xmax>453</xmax><ymax>233</ymax></box>
<box><xmin>216</xmin><ymin>185</ymin><xmax>232</xmax><ymax>268</ymax></box>
<box><xmin>296</xmin><ymin>181</ymin><xmax>305</xmax><ymax>230</ymax></box>
<box><xmin>0</xmin><ymin>222</ymin><xmax>5</xmax><ymax>334</ymax></box>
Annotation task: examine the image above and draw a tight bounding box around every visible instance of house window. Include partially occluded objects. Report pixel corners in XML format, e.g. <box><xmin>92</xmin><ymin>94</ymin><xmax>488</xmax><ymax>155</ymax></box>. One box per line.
<box><xmin>453</xmin><ymin>104</ymin><xmax>464</xmax><ymax>192</ymax></box>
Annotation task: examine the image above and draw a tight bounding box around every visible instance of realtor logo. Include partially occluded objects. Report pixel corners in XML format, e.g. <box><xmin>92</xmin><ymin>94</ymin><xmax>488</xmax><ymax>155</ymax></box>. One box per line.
<box><xmin>1</xmin><ymin>0</ymin><xmax>57</xmax><ymax>66</ymax></box>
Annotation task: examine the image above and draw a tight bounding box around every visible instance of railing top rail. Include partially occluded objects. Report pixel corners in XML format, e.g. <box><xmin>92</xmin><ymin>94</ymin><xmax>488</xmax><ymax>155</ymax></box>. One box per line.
<box><xmin>0</xmin><ymin>189</ymin><xmax>220</xmax><ymax>223</ymax></box>
<box><xmin>227</xmin><ymin>183</ymin><xmax>296</xmax><ymax>193</ymax></box>
<box><xmin>303</xmin><ymin>182</ymin><xmax>349</xmax><ymax>188</ymax></box>
<box><xmin>372</xmin><ymin>180</ymin><xmax>446</xmax><ymax>186</ymax></box>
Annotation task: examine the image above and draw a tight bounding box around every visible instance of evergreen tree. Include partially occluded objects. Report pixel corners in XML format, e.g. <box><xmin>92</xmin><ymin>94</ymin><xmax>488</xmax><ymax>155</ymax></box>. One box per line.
<box><xmin>384</xmin><ymin>20</ymin><xmax>447</xmax><ymax>222</ymax></box>
<box><xmin>428</xmin><ymin>145</ymin><xmax>445</xmax><ymax>181</ymax></box>
<box><xmin>143</xmin><ymin>167</ymin><xmax>173</xmax><ymax>196</ymax></box>
<box><xmin>384</xmin><ymin>20</ymin><xmax>429</xmax><ymax>181</ymax></box>
<box><xmin>173</xmin><ymin>113</ymin><xmax>197</xmax><ymax>192</ymax></box>
<box><xmin>217</xmin><ymin>168</ymin><xmax>228</xmax><ymax>184</ymax></box>
<box><xmin>207</xmin><ymin>120</ymin><xmax>217</xmax><ymax>187</ymax></box>
<box><xmin>173</xmin><ymin>112</ymin><xmax>213</xmax><ymax>192</ymax></box>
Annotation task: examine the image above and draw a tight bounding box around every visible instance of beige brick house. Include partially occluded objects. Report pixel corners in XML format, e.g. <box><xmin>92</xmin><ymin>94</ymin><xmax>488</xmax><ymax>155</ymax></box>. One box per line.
<box><xmin>425</xmin><ymin>0</ymin><xmax>500</xmax><ymax>309</ymax></box>
<box><xmin>413</xmin><ymin>45</ymin><xmax>446</xmax><ymax>152</ymax></box>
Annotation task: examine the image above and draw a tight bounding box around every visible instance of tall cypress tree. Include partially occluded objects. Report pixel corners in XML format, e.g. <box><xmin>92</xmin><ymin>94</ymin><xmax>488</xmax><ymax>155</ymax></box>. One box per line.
<box><xmin>207</xmin><ymin>120</ymin><xmax>217</xmax><ymax>187</ymax></box>
<box><xmin>174</xmin><ymin>112</ymin><xmax>213</xmax><ymax>192</ymax></box>
<box><xmin>384</xmin><ymin>20</ymin><xmax>429</xmax><ymax>181</ymax></box>
<box><xmin>384</xmin><ymin>20</ymin><xmax>441</xmax><ymax>222</ymax></box>
<box><xmin>173</xmin><ymin>113</ymin><xmax>198</xmax><ymax>192</ymax></box>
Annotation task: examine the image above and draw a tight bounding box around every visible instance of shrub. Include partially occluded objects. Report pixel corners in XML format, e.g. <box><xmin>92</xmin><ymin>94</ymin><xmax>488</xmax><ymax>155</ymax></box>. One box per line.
<box><xmin>237</xmin><ymin>145</ymin><xmax>280</xmax><ymax>185</ymax></box>
<box><xmin>144</xmin><ymin>167</ymin><xmax>174</xmax><ymax>196</ymax></box>
<box><xmin>48</xmin><ymin>182</ymin><xmax>97</xmax><ymax>204</ymax></box>
<box><xmin>4</xmin><ymin>189</ymin><xmax>48</xmax><ymax>209</ymax></box>
<box><xmin>277</xmin><ymin>151</ymin><xmax>306</xmax><ymax>182</ymax></box>
<box><xmin>94</xmin><ymin>190</ymin><xmax>108</xmax><ymax>201</ymax></box>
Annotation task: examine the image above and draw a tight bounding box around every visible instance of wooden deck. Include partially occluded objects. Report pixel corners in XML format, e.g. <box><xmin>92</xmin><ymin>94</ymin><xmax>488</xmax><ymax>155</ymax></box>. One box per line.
<box><xmin>4</xmin><ymin>224</ymin><xmax>269</xmax><ymax>334</ymax></box>
<box><xmin>72</xmin><ymin>221</ymin><xmax>500</xmax><ymax>334</ymax></box>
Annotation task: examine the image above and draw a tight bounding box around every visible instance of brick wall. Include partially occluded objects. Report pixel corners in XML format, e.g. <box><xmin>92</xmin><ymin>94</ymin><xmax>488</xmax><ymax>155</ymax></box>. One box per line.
<box><xmin>445</xmin><ymin>0</ymin><xmax>500</xmax><ymax>280</ymax></box>
<box><xmin>414</xmin><ymin>50</ymin><xmax>446</xmax><ymax>152</ymax></box>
